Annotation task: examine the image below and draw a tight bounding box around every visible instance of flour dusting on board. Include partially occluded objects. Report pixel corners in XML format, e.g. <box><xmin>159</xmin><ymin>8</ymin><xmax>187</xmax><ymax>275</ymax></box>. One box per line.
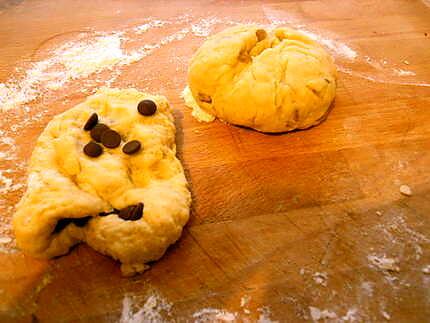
<box><xmin>120</xmin><ymin>293</ymin><xmax>172</xmax><ymax>323</ymax></box>
<box><xmin>0</xmin><ymin>15</ymin><xmax>217</xmax><ymax>112</ymax></box>
<box><xmin>262</xmin><ymin>4</ymin><xmax>429</xmax><ymax>87</ymax></box>
<box><xmin>119</xmin><ymin>291</ymin><xmax>280</xmax><ymax>322</ymax></box>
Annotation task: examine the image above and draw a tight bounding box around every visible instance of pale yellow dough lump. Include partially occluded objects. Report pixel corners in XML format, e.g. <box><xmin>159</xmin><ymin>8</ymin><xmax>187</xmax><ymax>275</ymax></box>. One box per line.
<box><xmin>186</xmin><ymin>25</ymin><xmax>337</xmax><ymax>133</ymax></box>
<box><xmin>13</xmin><ymin>88</ymin><xmax>191</xmax><ymax>276</ymax></box>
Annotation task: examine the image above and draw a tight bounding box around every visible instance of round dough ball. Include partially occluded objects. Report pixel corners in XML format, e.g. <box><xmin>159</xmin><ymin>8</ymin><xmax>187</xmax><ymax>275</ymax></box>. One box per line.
<box><xmin>187</xmin><ymin>25</ymin><xmax>337</xmax><ymax>133</ymax></box>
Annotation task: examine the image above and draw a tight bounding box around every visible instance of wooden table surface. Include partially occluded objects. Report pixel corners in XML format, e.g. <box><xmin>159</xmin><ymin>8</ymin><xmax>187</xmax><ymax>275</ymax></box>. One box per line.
<box><xmin>1</xmin><ymin>0</ymin><xmax>430</xmax><ymax>322</ymax></box>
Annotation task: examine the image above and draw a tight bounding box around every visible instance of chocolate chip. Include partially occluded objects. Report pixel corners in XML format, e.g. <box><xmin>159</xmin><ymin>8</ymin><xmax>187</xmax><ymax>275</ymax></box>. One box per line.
<box><xmin>198</xmin><ymin>93</ymin><xmax>212</xmax><ymax>103</ymax></box>
<box><xmin>53</xmin><ymin>218</ymin><xmax>73</xmax><ymax>233</ymax></box>
<box><xmin>72</xmin><ymin>216</ymin><xmax>92</xmax><ymax>227</ymax></box>
<box><xmin>83</xmin><ymin>141</ymin><xmax>103</xmax><ymax>157</ymax></box>
<box><xmin>119</xmin><ymin>203</ymin><xmax>144</xmax><ymax>221</ymax></box>
<box><xmin>256</xmin><ymin>29</ymin><xmax>267</xmax><ymax>41</ymax></box>
<box><xmin>99</xmin><ymin>209</ymin><xmax>119</xmax><ymax>217</ymax></box>
<box><xmin>53</xmin><ymin>216</ymin><xmax>92</xmax><ymax>233</ymax></box>
<box><xmin>90</xmin><ymin>123</ymin><xmax>110</xmax><ymax>142</ymax></box>
<box><xmin>122</xmin><ymin>140</ymin><xmax>141</xmax><ymax>155</ymax></box>
<box><xmin>84</xmin><ymin>113</ymin><xmax>98</xmax><ymax>131</ymax></box>
<box><xmin>137</xmin><ymin>100</ymin><xmax>157</xmax><ymax>116</ymax></box>
<box><xmin>101</xmin><ymin>129</ymin><xmax>121</xmax><ymax>148</ymax></box>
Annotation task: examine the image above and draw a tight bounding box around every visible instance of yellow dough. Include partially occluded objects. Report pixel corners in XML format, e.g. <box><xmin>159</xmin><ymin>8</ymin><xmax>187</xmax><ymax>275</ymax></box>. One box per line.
<box><xmin>13</xmin><ymin>88</ymin><xmax>191</xmax><ymax>276</ymax></box>
<box><xmin>186</xmin><ymin>25</ymin><xmax>337</xmax><ymax>133</ymax></box>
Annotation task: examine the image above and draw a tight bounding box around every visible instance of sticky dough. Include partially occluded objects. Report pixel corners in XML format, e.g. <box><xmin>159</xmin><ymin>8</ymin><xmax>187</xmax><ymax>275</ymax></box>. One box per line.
<box><xmin>13</xmin><ymin>88</ymin><xmax>191</xmax><ymax>276</ymax></box>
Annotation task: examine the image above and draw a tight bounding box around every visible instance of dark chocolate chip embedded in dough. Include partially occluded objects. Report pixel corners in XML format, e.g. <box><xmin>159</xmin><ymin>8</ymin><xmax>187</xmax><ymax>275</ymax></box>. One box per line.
<box><xmin>90</xmin><ymin>123</ymin><xmax>110</xmax><ymax>142</ymax></box>
<box><xmin>119</xmin><ymin>203</ymin><xmax>144</xmax><ymax>221</ymax></box>
<box><xmin>122</xmin><ymin>140</ymin><xmax>141</xmax><ymax>155</ymax></box>
<box><xmin>198</xmin><ymin>93</ymin><xmax>212</xmax><ymax>103</ymax></box>
<box><xmin>256</xmin><ymin>29</ymin><xmax>267</xmax><ymax>41</ymax></box>
<box><xmin>72</xmin><ymin>216</ymin><xmax>92</xmax><ymax>227</ymax></box>
<box><xmin>99</xmin><ymin>209</ymin><xmax>119</xmax><ymax>217</ymax></box>
<box><xmin>83</xmin><ymin>141</ymin><xmax>103</xmax><ymax>157</ymax></box>
<box><xmin>84</xmin><ymin>113</ymin><xmax>98</xmax><ymax>131</ymax></box>
<box><xmin>137</xmin><ymin>100</ymin><xmax>157</xmax><ymax>116</ymax></box>
<box><xmin>53</xmin><ymin>218</ymin><xmax>73</xmax><ymax>233</ymax></box>
<box><xmin>101</xmin><ymin>129</ymin><xmax>121</xmax><ymax>148</ymax></box>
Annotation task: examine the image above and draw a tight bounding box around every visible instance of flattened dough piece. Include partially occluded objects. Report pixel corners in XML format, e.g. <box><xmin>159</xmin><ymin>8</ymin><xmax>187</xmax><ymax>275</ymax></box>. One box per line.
<box><xmin>13</xmin><ymin>88</ymin><xmax>191</xmax><ymax>276</ymax></box>
<box><xmin>186</xmin><ymin>25</ymin><xmax>337</xmax><ymax>133</ymax></box>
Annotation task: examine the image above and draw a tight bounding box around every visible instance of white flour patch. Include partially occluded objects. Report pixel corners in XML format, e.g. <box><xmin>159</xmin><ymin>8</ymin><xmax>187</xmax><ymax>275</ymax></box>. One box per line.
<box><xmin>257</xmin><ymin>306</ymin><xmax>278</xmax><ymax>323</ymax></box>
<box><xmin>309</xmin><ymin>306</ymin><xmax>337</xmax><ymax>322</ymax></box>
<box><xmin>240</xmin><ymin>295</ymin><xmax>250</xmax><ymax>308</ymax></box>
<box><xmin>301</xmin><ymin>30</ymin><xmax>358</xmax><ymax>60</ymax></box>
<box><xmin>134</xmin><ymin>19</ymin><xmax>167</xmax><ymax>34</ymax></box>
<box><xmin>193</xmin><ymin>308</ymin><xmax>237</xmax><ymax>322</ymax></box>
<box><xmin>0</xmin><ymin>236</ymin><xmax>12</xmax><ymax>244</ymax></box>
<box><xmin>191</xmin><ymin>17</ymin><xmax>222</xmax><ymax>37</ymax></box>
<box><xmin>361</xmin><ymin>282</ymin><xmax>374</xmax><ymax>296</ymax></box>
<box><xmin>341</xmin><ymin>308</ymin><xmax>359</xmax><ymax>322</ymax></box>
<box><xmin>119</xmin><ymin>293</ymin><xmax>172</xmax><ymax>323</ymax></box>
<box><xmin>313</xmin><ymin>272</ymin><xmax>328</xmax><ymax>287</ymax></box>
<box><xmin>0</xmin><ymin>14</ymin><xmax>218</xmax><ymax>112</ymax></box>
<box><xmin>368</xmin><ymin>254</ymin><xmax>400</xmax><ymax>272</ymax></box>
<box><xmin>0</xmin><ymin>170</ymin><xmax>24</xmax><ymax>195</ymax></box>
<box><xmin>393</xmin><ymin>68</ymin><xmax>416</xmax><ymax>76</ymax></box>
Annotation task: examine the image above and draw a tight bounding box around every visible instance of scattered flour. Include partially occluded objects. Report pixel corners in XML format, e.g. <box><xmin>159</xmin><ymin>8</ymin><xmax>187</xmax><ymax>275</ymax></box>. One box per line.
<box><xmin>193</xmin><ymin>308</ymin><xmax>237</xmax><ymax>322</ymax></box>
<box><xmin>393</xmin><ymin>68</ymin><xmax>416</xmax><ymax>77</ymax></box>
<box><xmin>361</xmin><ymin>282</ymin><xmax>374</xmax><ymax>296</ymax></box>
<box><xmin>257</xmin><ymin>306</ymin><xmax>278</xmax><ymax>323</ymax></box>
<box><xmin>191</xmin><ymin>17</ymin><xmax>222</xmax><ymax>37</ymax></box>
<box><xmin>309</xmin><ymin>306</ymin><xmax>337</xmax><ymax>322</ymax></box>
<box><xmin>422</xmin><ymin>265</ymin><xmax>430</xmax><ymax>274</ymax></box>
<box><xmin>0</xmin><ymin>15</ymin><xmax>223</xmax><ymax>112</ymax></box>
<box><xmin>134</xmin><ymin>20</ymin><xmax>167</xmax><ymax>34</ymax></box>
<box><xmin>341</xmin><ymin>308</ymin><xmax>359</xmax><ymax>322</ymax></box>
<box><xmin>0</xmin><ymin>236</ymin><xmax>12</xmax><ymax>244</ymax></box>
<box><xmin>367</xmin><ymin>255</ymin><xmax>400</xmax><ymax>272</ymax></box>
<box><xmin>240</xmin><ymin>295</ymin><xmax>250</xmax><ymax>308</ymax></box>
<box><xmin>119</xmin><ymin>293</ymin><xmax>172</xmax><ymax>323</ymax></box>
<box><xmin>313</xmin><ymin>272</ymin><xmax>328</xmax><ymax>287</ymax></box>
<box><xmin>0</xmin><ymin>170</ymin><xmax>24</xmax><ymax>195</ymax></box>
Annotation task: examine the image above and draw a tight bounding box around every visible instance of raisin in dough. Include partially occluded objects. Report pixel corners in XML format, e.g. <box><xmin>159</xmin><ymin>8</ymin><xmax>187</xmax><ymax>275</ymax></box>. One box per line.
<box><xmin>185</xmin><ymin>25</ymin><xmax>337</xmax><ymax>133</ymax></box>
<box><xmin>13</xmin><ymin>88</ymin><xmax>191</xmax><ymax>276</ymax></box>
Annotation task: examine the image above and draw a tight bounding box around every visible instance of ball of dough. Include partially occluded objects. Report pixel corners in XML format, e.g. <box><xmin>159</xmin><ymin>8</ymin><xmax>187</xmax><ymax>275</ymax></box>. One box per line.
<box><xmin>187</xmin><ymin>25</ymin><xmax>337</xmax><ymax>133</ymax></box>
<box><xmin>13</xmin><ymin>88</ymin><xmax>191</xmax><ymax>276</ymax></box>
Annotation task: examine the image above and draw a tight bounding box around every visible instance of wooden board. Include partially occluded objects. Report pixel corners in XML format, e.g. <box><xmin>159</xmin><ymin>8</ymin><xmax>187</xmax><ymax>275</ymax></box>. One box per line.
<box><xmin>1</xmin><ymin>0</ymin><xmax>430</xmax><ymax>321</ymax></box>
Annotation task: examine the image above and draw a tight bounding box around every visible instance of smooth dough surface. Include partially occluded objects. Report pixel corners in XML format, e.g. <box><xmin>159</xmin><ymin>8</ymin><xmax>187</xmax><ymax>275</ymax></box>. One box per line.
<box><xmin>13</xmin><ymin>88</ymin><xmax>191</xmax><ymax>276</ymax></box>
<box><xmin>186</xmin><ymin>25</ymin><xmax>337</xmax><ymax>133</ymax></box>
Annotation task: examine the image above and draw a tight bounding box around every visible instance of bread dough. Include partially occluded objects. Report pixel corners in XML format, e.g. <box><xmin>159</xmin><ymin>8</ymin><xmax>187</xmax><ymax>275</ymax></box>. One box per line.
<box><xmin>186</xmin><ymin>25</ymin><xmax>337</xmax><ymax>133</ymax></box>
<box><xmin>13</xmin><ymin>88</ymin><xmax>191</xmax><ymax>276</ymax></box>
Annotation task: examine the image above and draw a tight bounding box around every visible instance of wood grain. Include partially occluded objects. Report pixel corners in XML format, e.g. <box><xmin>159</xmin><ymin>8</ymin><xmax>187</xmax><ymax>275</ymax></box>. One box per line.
<box><xmin>0</xmin><ymin>0</ymin><xmax>430</xmax><ymax>322</ymax></box>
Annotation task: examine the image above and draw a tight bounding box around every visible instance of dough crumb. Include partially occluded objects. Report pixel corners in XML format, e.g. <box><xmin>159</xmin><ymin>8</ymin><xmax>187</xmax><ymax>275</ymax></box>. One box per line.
<box><xmin>376</xmin><ymin>211</ymin><xmax>383</xmax><ymax>216</ymax></box>
<box><xmin>399</xmin><ymin>184</ymin><xmax>412</xmax><ymax>196</ymax></box>
<box><xmin>422</xmin><ymin>265</ymin><xmax>430</xmax><ymax>274</ymax></box>
<box><xmin>181</xmin><ymin>86</ymin><xmax>215</xmax><ymax>123</ymax></box>
<box><xmin>312</xmin><ymin>272</ymin><xmax>328</xmax><ymax>286</ymax></box>
<box><xmin>381</xmin><ymin>310</ymin><xmax>391</xmax><ymax>320</ymax></box>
